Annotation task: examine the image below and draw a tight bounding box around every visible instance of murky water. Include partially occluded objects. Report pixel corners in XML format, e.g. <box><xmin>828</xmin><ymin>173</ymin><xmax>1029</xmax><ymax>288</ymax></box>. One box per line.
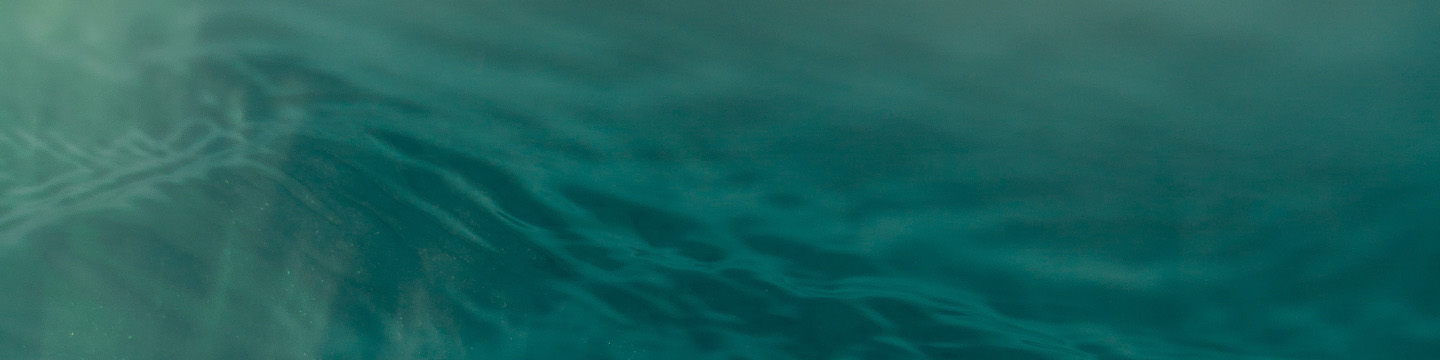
<box><xmin>3</xmin><ymin>0</ymin><xmax>1439</xmax><ymax>359</ymax></box>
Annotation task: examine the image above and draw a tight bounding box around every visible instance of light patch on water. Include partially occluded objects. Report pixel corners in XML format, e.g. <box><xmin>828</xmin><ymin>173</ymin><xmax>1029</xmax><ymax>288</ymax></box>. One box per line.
<box><xmin>0</xmin><ymin>0</ymin><xmax>309</xmax><ymax>246</ymax></box>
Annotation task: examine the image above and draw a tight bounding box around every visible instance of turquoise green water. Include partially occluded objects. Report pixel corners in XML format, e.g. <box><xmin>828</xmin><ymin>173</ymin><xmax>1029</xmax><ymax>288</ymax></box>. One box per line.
<box><xmin>2</xmin><ymin>0</ymin><xmax>1438</xmax><ymax>359</ymax></box>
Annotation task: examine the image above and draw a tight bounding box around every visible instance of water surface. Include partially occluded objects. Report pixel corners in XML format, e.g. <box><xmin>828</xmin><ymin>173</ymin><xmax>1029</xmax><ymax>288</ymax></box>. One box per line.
<box><xmin>2</xmin><ymin>0</ymin><xmax>1439</xmax><ymax>359</ymax></box>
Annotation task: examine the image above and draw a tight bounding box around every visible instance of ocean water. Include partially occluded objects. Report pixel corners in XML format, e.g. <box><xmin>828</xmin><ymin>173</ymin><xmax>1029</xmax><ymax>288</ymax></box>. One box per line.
<box><xmin>2</xmin><ymin>0</ymin><xmax>1439</xmax><ymax>359</ymax></box>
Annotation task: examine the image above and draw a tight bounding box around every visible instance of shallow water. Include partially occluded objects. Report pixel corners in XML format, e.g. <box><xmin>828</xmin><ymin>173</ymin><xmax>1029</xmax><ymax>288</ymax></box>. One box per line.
<box><xmin>2</xmin><ymin>0</ymin><xmax>1439</xmax><ymax>359</ymax></box>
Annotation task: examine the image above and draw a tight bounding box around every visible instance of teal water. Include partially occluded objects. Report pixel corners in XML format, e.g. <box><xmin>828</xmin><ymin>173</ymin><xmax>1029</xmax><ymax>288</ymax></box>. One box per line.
<box><xmin>2</xmin><ymin>0</ymin><xmax>1439</xmax><ymax>359</ymax></box>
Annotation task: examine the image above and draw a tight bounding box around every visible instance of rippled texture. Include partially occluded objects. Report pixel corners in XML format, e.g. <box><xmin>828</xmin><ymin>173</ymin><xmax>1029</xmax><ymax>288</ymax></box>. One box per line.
<box><xmin>3</xmin><ymin>0</ymin><xmax>1439</xmax><ymax>359</ymax></box>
